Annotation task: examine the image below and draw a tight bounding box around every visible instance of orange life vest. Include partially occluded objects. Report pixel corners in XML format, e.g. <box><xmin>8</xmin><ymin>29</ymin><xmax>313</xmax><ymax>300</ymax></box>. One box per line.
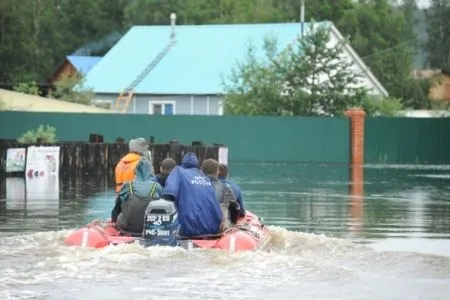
<box><xmin>115</xmin><ymin>153</ymin><xmax>141</xmax><ymax>192</ymax></box>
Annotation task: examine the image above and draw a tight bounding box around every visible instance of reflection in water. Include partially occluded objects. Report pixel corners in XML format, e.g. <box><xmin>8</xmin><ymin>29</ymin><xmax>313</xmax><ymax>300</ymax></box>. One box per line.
<box><xmin>349</xmin><ymin>164</ymin><xmax>364</xmax><ymax>233</ymax></box>
<box><xmin>1</xmin><ymin>163</ymin><xmax>450</xmax><ymax>299</ymax></box>
<box><xmin>3</xmin><ymin>176</ymin><xmax>59</xmax><ymax>214</ymax></box>
<box><xmin>5</xmin><ymin>177</ymin><xmax>25</xmax><ymax>200</ymax></box>
<box><xmin>1</xmin><ymin>163</ymin><xmax>450</xmax><ymax>245</ymax></box>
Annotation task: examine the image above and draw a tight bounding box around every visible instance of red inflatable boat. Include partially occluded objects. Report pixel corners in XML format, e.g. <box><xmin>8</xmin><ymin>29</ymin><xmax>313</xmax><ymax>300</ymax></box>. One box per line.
<box><xmin>64</xmin><ymin>211</ymin><xmax>271</xmax><ymax>252</ymax></box>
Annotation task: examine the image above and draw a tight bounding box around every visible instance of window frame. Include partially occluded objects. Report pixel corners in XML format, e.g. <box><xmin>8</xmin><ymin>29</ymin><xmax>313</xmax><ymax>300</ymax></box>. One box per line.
<box><xmin>148</xmin><ymin>100</ymin><xmax>176</xmax><ymax>115</ymax></box>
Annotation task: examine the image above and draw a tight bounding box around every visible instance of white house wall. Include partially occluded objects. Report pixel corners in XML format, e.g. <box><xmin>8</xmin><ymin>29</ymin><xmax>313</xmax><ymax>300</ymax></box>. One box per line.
<box><xmin>93</xmin><ymin>94</ymin><xmax>223</xmax><ymax>115</ymax></box>
<box><xmin>328</xmin><ymin>26</ymin><xmax>388</xmax><ymax>97</ymax></box>
<box><xmin>292</xmin><ymin>25</ymin><xmax>388</xmax><ymax>98</ymax></box>
<box><xmin>324</xmin><ymin>33</ymin><xmax>380</xmax><ymax>94</ymax></box>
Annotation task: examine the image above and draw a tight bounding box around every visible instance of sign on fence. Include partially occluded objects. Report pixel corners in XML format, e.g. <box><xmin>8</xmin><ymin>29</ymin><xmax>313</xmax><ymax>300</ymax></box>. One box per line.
<box><xmin>25</xmin><ymin>146</ymin><xmax>60</xmax><ymax>177</ymax></box>
<box><xmin>25</xmin><ymin>146</ymin><xmax>60</xmax><ymax>200</ymax></box>
<box><xmin>6</xmin><ymin>148</ymin><xmax>26</xmax><ymax>172</ymax></box>
<box><xmin>218</xmin><ymin>146</ymin><xmax>228</xmax><ymax>165</ymax></box>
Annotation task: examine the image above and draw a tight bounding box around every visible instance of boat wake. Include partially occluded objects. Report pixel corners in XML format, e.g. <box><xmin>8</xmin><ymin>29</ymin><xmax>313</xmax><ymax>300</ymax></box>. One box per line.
<box><xmin>1</xmin><ymin>226</ymin><xmax>450</xmax><ymax>300</ymax></box>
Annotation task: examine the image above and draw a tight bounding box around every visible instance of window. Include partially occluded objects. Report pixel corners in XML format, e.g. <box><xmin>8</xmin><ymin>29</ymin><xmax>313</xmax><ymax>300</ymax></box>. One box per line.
<box><xmin>149</xmin><ymin>101</ymin><xmax>176</xmax><ymax>115</ymax></box>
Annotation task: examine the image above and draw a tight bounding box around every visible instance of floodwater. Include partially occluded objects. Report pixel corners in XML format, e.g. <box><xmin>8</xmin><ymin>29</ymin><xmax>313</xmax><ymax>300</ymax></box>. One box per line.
<box><xmin>1</xmin><ymin>162</ymin><xmax>450</xmax><ymax>300</ymax></box>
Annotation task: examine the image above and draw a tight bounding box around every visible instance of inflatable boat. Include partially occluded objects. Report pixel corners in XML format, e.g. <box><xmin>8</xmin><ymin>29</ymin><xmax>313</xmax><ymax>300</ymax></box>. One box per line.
<box><xmin>64</xmin><ymin>199</ymin><xmax>271</xmax><ymax>252</ymax></box>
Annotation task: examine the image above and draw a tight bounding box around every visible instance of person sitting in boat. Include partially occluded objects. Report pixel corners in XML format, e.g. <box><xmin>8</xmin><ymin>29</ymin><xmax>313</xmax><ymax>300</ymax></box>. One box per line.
<box><xmin>155</xmin><ymin>157</ymin><xmax>177</xmax><ymax>187</ymax></box>
<box><xmin>111</xmin><ymin>158</ymin><xmax>162</xmax><ymax>234</ymax></box>
<box><xmin>160</xmin><ymin>152</ymin><xmax>223</xmax><ymax>237</ymax></box>
<box><xmin>201</xmin><ymin>159</ymin><xmax>240</xmax><ymax>231</ymax></box>
<box><xmin>219</xmin><ymin>163</ymin><xmax>246</xmax><ymax>217</ymax></box>
<box><xmin>114</xmin><ymin>138</ymin><xmax>153</xmax><ymax>192</ymax></box>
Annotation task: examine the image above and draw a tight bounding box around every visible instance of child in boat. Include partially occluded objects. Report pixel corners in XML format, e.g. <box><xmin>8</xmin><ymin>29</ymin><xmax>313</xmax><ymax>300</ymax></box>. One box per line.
<box><xmin>155</xmin><ymin>157</ymin><xmax>177</xmax><ymax>187</ymax></box>
<box><xmin>160</xmin><ymin>152</ymin><xmax>223</xmax><ymax>237</ymax></box>
<box><xmin>111</xmin><ymin>158</ymin><xmax>162</xmax><ymax>234</ymax></box>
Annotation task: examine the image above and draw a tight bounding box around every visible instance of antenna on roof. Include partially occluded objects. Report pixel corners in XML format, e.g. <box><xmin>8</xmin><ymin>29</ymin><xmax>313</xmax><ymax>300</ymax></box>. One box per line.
<box><xmin>170</xmin><ymin>12</ymin><xmax>177</xmax><ymax>40</ymax></box>
<box><xmin>300</xmin><ymin>0</ymin><xmax>305</xmax><ymax>37</ymax></box>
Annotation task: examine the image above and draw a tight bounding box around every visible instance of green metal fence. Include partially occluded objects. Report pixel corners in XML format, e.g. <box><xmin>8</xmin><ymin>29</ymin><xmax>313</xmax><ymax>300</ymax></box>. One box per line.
<box><xmin>0</xmin><ymin>111</ymin><xmax>350</xmax><ymax>163</ymax></box>
<box><xmin>365</xmin><ymin>117</ymin><xmax>450</xmax><ymax>164</ymax></box>
<box><xmin>2</xmin><ymin>111</ymin><xmax>448</xmax><ymax>164</ymax></box>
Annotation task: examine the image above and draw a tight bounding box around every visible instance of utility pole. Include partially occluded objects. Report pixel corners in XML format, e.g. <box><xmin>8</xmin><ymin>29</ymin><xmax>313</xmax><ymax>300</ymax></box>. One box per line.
<box><xmin>300</xmin><ymin>0</ymin><xmax>305</xmax><ymax>37</ymax></box>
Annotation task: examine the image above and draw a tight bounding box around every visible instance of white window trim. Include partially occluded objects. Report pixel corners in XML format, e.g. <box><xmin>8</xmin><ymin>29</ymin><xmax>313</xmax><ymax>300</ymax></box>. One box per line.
<box><xmin>148</xmin><ymin>100</ymin><xmax>176</xmax><ymax>115</ymax></box>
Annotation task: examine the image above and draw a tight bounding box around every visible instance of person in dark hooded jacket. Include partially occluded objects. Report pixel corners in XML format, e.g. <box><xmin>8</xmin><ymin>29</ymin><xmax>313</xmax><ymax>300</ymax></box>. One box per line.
<box><xmin>111</xmin><ymin>159</ymin><xmax>163</xmax><ymax>233</ymax></box>
<box><xmin>155</xmin><ymin>157</ymin><xmax>177</xmax><ymax>187</ymax></box>
<box><xmin>161</xmin><ymin>152</ymin><xmax>223</xmax><ymax>237</ymax></box>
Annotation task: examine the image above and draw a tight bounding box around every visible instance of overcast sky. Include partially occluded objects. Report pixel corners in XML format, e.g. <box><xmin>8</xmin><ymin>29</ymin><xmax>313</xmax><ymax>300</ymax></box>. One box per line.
<box><xmin>416</xmin><ymin>0</ymin><xmax>430</xmax><ymax>8</ymax></box>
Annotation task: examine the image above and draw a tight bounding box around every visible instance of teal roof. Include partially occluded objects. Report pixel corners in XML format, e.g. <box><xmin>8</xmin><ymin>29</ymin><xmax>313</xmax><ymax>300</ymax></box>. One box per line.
<box><xmin>67</xmin><ymin>56</ymin><xmax>102</xmax><ymax>75</ymax></box>
<box><xmin>83</xmin><ymin>22</ymin><xmax>329</xmax><ymax>95</ymax></box>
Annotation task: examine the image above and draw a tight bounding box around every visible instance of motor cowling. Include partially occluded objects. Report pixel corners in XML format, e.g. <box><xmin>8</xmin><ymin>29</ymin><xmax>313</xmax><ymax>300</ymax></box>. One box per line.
<box><xmin>143</xmin><ymin>198</ymin><xmax>179</xmax><ymax>247</ymax></box>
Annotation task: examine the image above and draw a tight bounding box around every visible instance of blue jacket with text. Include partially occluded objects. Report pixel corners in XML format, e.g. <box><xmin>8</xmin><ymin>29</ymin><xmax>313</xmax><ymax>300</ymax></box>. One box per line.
<box><xmin>162</xmin><ymin>153</ymin><xmax>223</xmax><ymax>236</ymax></box>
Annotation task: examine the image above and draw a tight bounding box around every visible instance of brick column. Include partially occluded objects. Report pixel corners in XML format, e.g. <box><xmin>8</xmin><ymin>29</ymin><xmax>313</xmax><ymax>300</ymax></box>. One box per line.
<box><xmin>345</xmin><ymin>108</ymin><xmax>366</xmax><ymax>167</ymax></box>
<box><xmin>345</xmin><ymin>108</ymin><xmax>366</xmax><ymax>232</ymax></box>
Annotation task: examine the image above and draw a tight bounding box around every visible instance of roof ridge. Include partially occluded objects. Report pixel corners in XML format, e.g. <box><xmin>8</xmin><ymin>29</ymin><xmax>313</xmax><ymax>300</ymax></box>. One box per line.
<box><xmin>130</xmin><ymin>20</ymin><xmax>330</xmax><ymax>29</ymax></box>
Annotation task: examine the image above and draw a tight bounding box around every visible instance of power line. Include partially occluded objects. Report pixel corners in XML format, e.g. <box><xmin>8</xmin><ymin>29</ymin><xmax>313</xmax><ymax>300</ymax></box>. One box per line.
<box><xmin>360</xmin><ymin>21</ymin><xmax>450</xmax><ymax>62</ymax></box>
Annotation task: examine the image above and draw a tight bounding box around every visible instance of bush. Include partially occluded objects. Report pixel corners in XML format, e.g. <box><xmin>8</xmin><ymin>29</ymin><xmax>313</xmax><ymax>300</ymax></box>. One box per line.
<box><xmin>17</xmin><ymin>125</ymin><xmax>57</xmax><ymax>144</ymax></box>
<box><xmin>360</xmin><ymin>96</ymin><xmax>404</xmax><ymax>116</ymax></box>
<box><xmin>50</xmin><ymin>75</ymin><xmax>94</xmax><ymax>105</ymax></box>
<box><xmin>13</xmin><ymin>81</ymin><xmax>39</xmax><ymax>95</ymax></box>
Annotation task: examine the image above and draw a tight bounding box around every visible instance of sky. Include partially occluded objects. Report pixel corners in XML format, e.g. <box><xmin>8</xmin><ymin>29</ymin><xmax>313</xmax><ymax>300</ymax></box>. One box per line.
<box><xmin>416</xmin><ymin>0</ymin><xmax>430</xmax><ymax>8</ymax></box>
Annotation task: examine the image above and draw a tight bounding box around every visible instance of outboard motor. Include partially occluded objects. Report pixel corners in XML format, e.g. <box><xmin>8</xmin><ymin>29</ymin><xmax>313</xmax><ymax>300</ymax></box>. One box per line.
<box><xmin>143</xmin><ymin>199</ymin><xmax>179</xmax><ymax>247</ymax></box>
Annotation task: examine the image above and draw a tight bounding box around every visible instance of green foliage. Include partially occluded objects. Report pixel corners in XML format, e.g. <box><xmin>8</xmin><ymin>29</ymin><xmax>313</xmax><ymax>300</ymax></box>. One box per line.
<box><xmin>223</xmin><ymin>24</ymin><xmax>368</xmax><ymax>116</ymax></box>
<box><xmin>17</xmin><ymin>125</ymin><xmax>57</xmax><ymax>144</ymax></box>
<box><xmin>338</xmin><ymin>0</ymin><xmax>417</xmax><ymax>106</ymax></box>
<box><xmin>0</xmin><ymin>0</ymin><xmax>437</xmax><ymax>110</ymax></box>
<box><xmin>429</xmin><ymin>100</ymin><xmax>450</xmax><ymax>111</ymax></box>
<box><xmin>401</xmin><ymin>77</ymin><xmax>432</xmax><ymax>109</ymax></box>
<box><xmin>0</xmin><ymin>0</ymin><xmax>127</xmax><ymax>82</ymax></box>
<box><xmin>50</xmin><ymin>75</ymin><xmax>94</xmax><ymax>105</ymax></box>
<box><xmin>360</xmin><ymin>96</ymin><xmax>404</xmax><ymax>116</ymax></box>
<box><xmin>426</xmin><ymin>0</ymin><xmax>450</xmax><ymax>69</ymax></box>
<box><xmin>13</xmin><ymin>81</ymin><xmax>39</xmax><ymax>95</ymax></box>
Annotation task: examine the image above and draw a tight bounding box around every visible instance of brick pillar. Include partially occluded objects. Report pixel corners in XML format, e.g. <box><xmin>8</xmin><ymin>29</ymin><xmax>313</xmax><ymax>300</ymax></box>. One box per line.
<box><xmin>345</xmin><ymin>108</ymin><xmax>366</xmax><ymax>167</ymax></box>
<box><xmin>349</xmin><ymin>164</ymin><xmax>364</xmax><ymax>232</ymax></box>
<box><xmin>345</xmin><ymin>108</ymin><xmax>366</xmax><ymax>232</ymax></box>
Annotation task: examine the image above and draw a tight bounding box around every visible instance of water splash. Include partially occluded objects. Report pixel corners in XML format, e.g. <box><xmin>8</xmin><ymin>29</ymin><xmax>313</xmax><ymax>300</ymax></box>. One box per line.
<box><xmin>1</xmin><ymin>226</ymin><xmax>450</xmax><ymax>300</ymax></box>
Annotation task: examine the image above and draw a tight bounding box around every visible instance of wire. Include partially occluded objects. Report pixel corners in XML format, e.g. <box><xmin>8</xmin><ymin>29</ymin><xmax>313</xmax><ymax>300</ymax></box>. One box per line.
<box><xmin>360</xmin><ymin>21</ymin><xmax>450</xmax><ymax>62</ymax></box>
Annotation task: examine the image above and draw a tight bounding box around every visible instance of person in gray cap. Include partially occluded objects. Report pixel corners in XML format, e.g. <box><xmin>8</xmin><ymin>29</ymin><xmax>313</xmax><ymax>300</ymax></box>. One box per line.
<box><xmin>132</xmin><ymin>138</ymin><xmax>152</xmax><ymax>165</ymax></box>
<box><xmin>111</xmin><ymin>156</ymin><xmax>163</xmax><ymax>233</ymax></box>
<box><xmin>114</xmin><ymin>138</ymin><xmax>153</xmax><ymax>192</ymax></box>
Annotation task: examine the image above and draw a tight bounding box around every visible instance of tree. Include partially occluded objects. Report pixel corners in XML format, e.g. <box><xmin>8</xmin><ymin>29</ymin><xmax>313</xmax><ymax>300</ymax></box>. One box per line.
<box><xmin>223</xmin><ymin>23</ymin><xmax>368</xmax><ymax>116</ymax></box>
<box><xmin>425</xmin><ymin>0</ymin><xmax>450</xmax><ymax>69</ymax></box>
<box><xmin>338</xmin><ymin>0</ymin><xmax>416</xmax><ymax>104</ymax></box>
<box><xmin>51</xmin><ymin>75</ymin><xmax>94</xmax><ymax>105</ymax></box>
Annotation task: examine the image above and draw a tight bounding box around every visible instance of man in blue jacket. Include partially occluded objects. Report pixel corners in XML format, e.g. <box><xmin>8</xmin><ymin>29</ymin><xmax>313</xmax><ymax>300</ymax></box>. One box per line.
<box><xmin>161</xmin><ymin>152</ymin><xmax>223</xmax><ymax>237</ymax></box>
<box><xmin>218</xmin><ymin>164</ymin><xmax>246</xmax><ymax>217</ymax></box>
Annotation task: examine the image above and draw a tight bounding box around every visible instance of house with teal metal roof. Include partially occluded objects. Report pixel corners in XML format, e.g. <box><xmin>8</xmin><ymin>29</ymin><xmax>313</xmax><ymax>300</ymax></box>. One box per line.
<box><xmin>82</xmin><ymin>19</ymin><xmax>389</xmax><ymax>115</ymax></box>
<box><xmin>49</xmin><ymin>55</ymin><xmax>102</xmax><ymax>85</ymax></box>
